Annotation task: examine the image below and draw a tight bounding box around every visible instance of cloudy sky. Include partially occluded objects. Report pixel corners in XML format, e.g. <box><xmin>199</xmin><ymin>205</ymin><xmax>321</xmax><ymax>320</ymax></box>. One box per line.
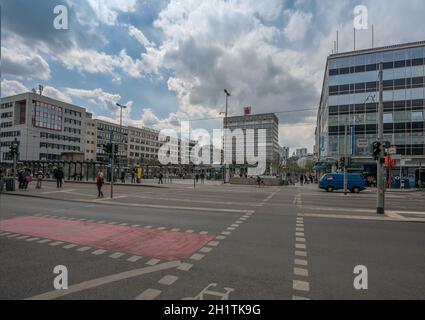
<box><xmin>1</xmin><ymin>0</ymin><xmax>424</xmax><ymax>152</ymax></box>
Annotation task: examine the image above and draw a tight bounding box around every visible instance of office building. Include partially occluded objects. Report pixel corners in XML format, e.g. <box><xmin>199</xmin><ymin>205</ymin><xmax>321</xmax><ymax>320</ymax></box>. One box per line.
<box><xmin>316</xmin><ymin>41</ymin><xmax>425</xmax><ymax>185</ymax></box>
<box><xmin>0</xmin><ymin>92</ymin><xmax>85</xmax><ymax>162</ymax></box>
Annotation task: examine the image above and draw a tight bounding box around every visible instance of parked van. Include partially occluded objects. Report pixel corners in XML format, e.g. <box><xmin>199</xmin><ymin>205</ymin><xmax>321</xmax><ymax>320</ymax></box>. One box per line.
<box><xmin>319</xmin><ymin>173</ymin><xmax>367</xmax><ymax>193</ymax></box>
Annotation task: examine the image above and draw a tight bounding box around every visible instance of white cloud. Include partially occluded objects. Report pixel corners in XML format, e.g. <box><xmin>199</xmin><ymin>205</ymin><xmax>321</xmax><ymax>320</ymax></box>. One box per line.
<box><xmin>86</xmin><ymin>0</ymin><xmax>137</xmax><ymax>26</ymax></box>
<box><xmin>283</xmin><ymin>10</ymin><xmax>313</xmax><ymax>42</ymax></box>
<box><xmin>128</xmin><ymin>25</ymin><xmax>155</xmax><ymax>48</ymax></box>
<box><xmin>1</xmin><ymin>79</ymin><xmax>28</xmax><ymax>97</ymax></box>
<box><xmin>64</xmin><ymin>87</ymin><xmax>122</xmax><ymax>111</ymax></box>
<box><xmin>1</xmin><ymin>45</ymin><xmax>51</xmax><ymax>80</ymax></box>
<box><xmin>43</xmin><ymin>86</ymin><xmax>73</xmax><ymax>104</ymax></box>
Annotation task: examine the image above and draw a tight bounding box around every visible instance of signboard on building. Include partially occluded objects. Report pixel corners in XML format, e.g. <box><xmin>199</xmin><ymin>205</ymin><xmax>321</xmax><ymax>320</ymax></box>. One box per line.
<box><xmin>244</xmin><ymin>107</ymin><xmax>251</xmax><ymax>115</ymax></box>
<box><xmin>357</xmin><ymin>138</ymin><xmax>368</xmax><ymax>148</ymax></box>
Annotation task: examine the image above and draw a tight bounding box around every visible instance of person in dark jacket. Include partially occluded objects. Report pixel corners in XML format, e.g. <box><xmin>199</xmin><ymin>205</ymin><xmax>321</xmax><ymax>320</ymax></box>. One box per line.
<box><xmin>18</xmin><ymin>169</ymin><xmax>25</xmax><ymax>189</ymax></box>
<box><xmin>54</xmin><ymin>167</ymin><xmax>64</xmax><ymax>188</ymax></box>
<box><xmin>96</xmin><ymin>170</ymin><xmax>104</xmax><ymax>198</ymax></box>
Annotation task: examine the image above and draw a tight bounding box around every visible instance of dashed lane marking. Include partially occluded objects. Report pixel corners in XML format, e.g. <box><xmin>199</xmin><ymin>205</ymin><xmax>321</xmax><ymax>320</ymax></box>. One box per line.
<box><xmin>127</xmin><ymin>255</ymin><xmax>142</xmax><ymax>262</ymax></box>
<box><xmin>294</xmin><ymin>267</ymin><xmax>309</xmax><ymax>277</ymax></box>
<box><xmin>109</xmin><ymin>252</ymin><xmax>125</xmax><ymax>259</ymax></box>
<box><xmin>63</xmin><ymin>244</ymin><xmax>78</xmax><ymax>249</ymax></box>
<box><xmin>135</xmin><ymin>288</ymin><xmax>162</xmax><ymax>300</ymax></box>
<box><xmin>146</xmin><ymin>259</ymin><xmax>161</xmax><ymax>266</ymax></box>
<box><xmin>158</xmin><ymin>275</ymin><xmax>179</xmax><ymax>286</ymax></box>
<box><xmin>77</xmin><ymin>246</ymin><xmax>92</xmax><ymax>252</ymax></box>
<box><xmin>26</xmin><ymin>261</ymin><xmax>180</xmax><ymax>300</ymax></box>
<box><xmin>293</xmin><ymin>280</ymin><xmax>310</xmax><ymax>292</ymax></box>
<box><xmin>190</xmin><ymin>253</ymin><xmax>205</xmax><ymax>261</ymax></box>
<box><xmin>177</xmin><ymin>263</ymin><xmax>193</xmax><ymax>272</ymax></box>
<box><xmin>92</xmin><ymin>249</ymin><xmax>107</xmax><ymax>255</ymax></box>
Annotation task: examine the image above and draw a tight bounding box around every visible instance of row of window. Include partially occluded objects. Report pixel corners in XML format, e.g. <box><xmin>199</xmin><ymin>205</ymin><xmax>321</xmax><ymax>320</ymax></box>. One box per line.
<box><xmin>328</xmin><ymin>100</ymin><xmax>424</xmax><ymax>115</ymax></box>
<box><xmin>328</xmin><ymin>122</ymin><xmax>424</xmax><ymax>136</ymax></box>
<box><xmin>64</xmin><ymin>109</ymin><xmax>82</xmax><ymax>117</ymax></box>
<box><xmin>329</xmin><ymin>77</ymin><xmax>425</xmax><ymax>95</ymax></box>
<box><xmin>129</xmin><ymin>145</ymin><xmax>159</xmax><ymax>152</ymax></box>
<box><xmin>1</xmin><ymin>112</ymin><xmax>13</xmax><ymax>118</ymax></box>
<box><xmin>1</xmin><ymin>103</ymin><xmax>13</xmax><ymax>109</ymax></box>
<box><xmin>0</xmin><ymin>121</ymin><xmax>13</xmax><ymax>128</ymax></box>
<box><xmin>64</xmin><ymin>127</ymin><xmax>82</xmax><ymax>135</ymax></box>
<box><xmin>329</xmin><ymin>58</ymin><xmax>425</xmax><ymax>76</ymax></box>
<box><xmin>64</xmin><ymin>118</ymin><xmax>82</xmax><ymax>126</ymax></box>
<box><xmin>40</xmin><ymin>142</ymin><xmax>81</xmax><ymax>151</ymax></box>
<box><xmin>97</xmin><ymin>124</ymin><xmax>128</xmax><ymax>135</ymax></box>
<box><xmin>40</xmin><ymin>132</ymin><xmax>81</xmax><ymax>143</ymax></box>
<box><xmin>129</xmin><ymin>152</ymin><xmax>158</xmax><ymax>159</ymax></box>
<box><xmin>0</xmin><ymin>131</ymin><xmax>20</xmax><ymax>138</ymax></box>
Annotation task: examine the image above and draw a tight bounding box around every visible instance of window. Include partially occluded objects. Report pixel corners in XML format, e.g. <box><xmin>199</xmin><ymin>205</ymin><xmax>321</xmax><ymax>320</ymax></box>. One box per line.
<box><xmin>383</xmin><ymin>113</ymin><xmax>393</xmax><ymax>123</ymax></box>
<box><xmin>412</xmin><ymin>111</ymin><xmax>423</xmax><ymax>121</ymax></box>
<box><xmin>32</xmin><ymin>101</ymin><xmax>63</xmax><ymax>131</ymax></box>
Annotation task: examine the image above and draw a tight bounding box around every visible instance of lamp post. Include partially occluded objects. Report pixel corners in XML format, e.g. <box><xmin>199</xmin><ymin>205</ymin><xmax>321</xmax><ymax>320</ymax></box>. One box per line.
<box><xmin>223</xmin><ymin>89</ymin><xmax>230</xmax><ymax>183</ymax></box>
<box><xmin>116</xmin><ymin>103</ymin><xmax>127</xmax><ymax>181</ymax></box>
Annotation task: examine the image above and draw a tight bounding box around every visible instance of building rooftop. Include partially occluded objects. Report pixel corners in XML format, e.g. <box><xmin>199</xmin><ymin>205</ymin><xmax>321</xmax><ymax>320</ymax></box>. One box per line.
<box><xmin>328</xmin><ymin>40</ymin><xmax>425</xmax><ymax>59</ymax></box>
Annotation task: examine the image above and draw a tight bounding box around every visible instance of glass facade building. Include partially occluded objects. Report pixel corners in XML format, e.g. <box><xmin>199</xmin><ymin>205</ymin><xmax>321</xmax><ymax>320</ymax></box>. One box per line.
<box><xmin>316</xmin><ymin>41</ymin><xmax>425</xmax><ymax>185</ymax></box>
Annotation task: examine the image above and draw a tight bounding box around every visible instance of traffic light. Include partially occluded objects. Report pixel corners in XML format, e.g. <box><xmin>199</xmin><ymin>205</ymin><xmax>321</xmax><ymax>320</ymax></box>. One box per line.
<box><xmin>114</xmin><ymin>144</ymin><xmax>119</xmax><ymax>154</ymax></box>
<box><xmin>372</xmin><ymin>141</ymin><xmax>381</xmax><ymax>161</ymax></box>
<box><xmin>9</xmin><ymin>140</ymin><xmax>20</xmax><ymax>158</ymax></box>
<box><xmin>102</xmin><ymin>143</ymin><xmax>112</xmax><ymax>154</ymax></box>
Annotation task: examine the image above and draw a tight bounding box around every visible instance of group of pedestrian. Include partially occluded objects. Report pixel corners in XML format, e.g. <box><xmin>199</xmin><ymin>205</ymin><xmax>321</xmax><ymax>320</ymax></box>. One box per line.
<box><xmin>194</xmin><ymin>172</ymin><xmax>206</xmax><ymax>184</ymax></box>
<box><xmin>299</xmin><ymin>174</ymin><xmax>316</xmax><ymax>186</ymax></box>
<box><xmin>17</xmin><ymin>168</ymin><xmax>32</xmax><ymax>190</ymax></box>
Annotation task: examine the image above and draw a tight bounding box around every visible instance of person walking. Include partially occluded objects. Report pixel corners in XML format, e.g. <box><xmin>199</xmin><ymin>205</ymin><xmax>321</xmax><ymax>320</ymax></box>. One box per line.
<box><xmin>55</xmin><ymin>167</ymin><xmax>64</xmax><ymax>188</ymax></box>
<box><xmin>36</xmin><ymin>170</ymin><xmax>44</xmax><ymax>189</ymax></box>
<box><xmin>158</xmin><ymin>172</ymin><xmax>163</xmax><ymax>184</ymax></box>
<box><xmin>195</xmin><ymin>173</ymin><xmax>200</xmax><ymax>183</ymax></box>
<box><xmin>299</xmin><ymin>174</ymin><xmax>304</xmax><ymax>186</ymax></box>
<box><xmin>120</xmin><ymin>170</ymin><xmax>126</xmax><ymax>184</ymax></box>
<box><xmin>23</xmin><ymin>169</ymin><xmax>32</xmax><ymax>190</ymax></box>
<box><xmin>96</xmin><ymin>170</ymin><xmax>104</xmax><ymax>198</ymax></box>
<box><xmin>18</xmin><ymin>169</ymin><xmax>25</xmax><ymax>190</ymax></box>
<box><xmin>131</xmin><ymin>170</ymin><xmax>136</xmax><ymax>184</ymax></box>
<box><xmin>200</xmin><ymin>172</ymin><xmax>205</xmax><ymax>184</ymax></box>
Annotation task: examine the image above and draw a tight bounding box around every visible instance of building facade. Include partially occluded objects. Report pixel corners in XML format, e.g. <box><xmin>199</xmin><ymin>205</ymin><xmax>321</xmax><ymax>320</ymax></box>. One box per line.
<box><xmin>224</xmin><ymin>112</ymin><xmax>280</xmax><ymax>175</ymax></box>
<box><xmin>84</xmin><ymin>113</ymin><xmax>97</xmax><ymax>161</ymax></box>
<box><xmin>95</xmin><ymin>119</ymin><xmax>128</xmax><ymax>168</ymax></box>
<box><xmin>127</xmin><ymin>126</ymin><xmax>163</xmax><ymax>166</ymax></box>
<box><xmin>316</xmin><ymin>41</ymin><xmax>425</xmax><ymax>185</ymax></box>
<box><xmin>0</xmin><ymin>93</ymin><xmax>85</xmax><ymax>163</ymax></box>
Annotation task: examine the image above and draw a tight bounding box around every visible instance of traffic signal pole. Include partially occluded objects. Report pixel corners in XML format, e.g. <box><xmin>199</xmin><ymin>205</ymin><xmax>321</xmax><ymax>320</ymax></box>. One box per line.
<box><xmin>344</xmin><ymin>125</ymin><xmax>348</xmax><ymax>195</ymax></box>
<box><xmin>377</xmin><ymin>62</ymin><xmax>385</xmax><ymax>214</ymax></box>
<box><xmin>109</xmin><ymin>130</ymin><xmax>114</xmax><ymax>199</ymax></box>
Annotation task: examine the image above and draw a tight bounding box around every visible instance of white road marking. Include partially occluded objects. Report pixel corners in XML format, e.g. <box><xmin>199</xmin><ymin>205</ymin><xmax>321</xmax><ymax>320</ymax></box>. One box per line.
<box><xmin>135</xmin><ymin>288</ymin><xmax>162</xmax><ymax>300</ymax></box>
<box><xmin>7</xmin><ymin>234</ymin><xmax>19</xmax><ymax>238</ymax></box>
<box><xmin>131</xmin><ymin>224</ymin><xmax>140</xmax><ymax>227</ymax></box>
<box><xmin>177</xmin><ymin>263</ymin><xmax>193</xmax><ymax>271</ymax></box>
<box><xmin>200</xmin><ymin>231</ymin><xmax>208</xmax><ymax>235</ymax></box>
<box><xmin>185</xmin><ymin>230</ymin><xmax>194</xmax><ymax>233</ymax></box>
<box><xmin>119</xmin><ymin>223</ymin><xmax>129</xmax><ymax>226</ymax></box>
<box><xmin>63</xmin><ymin>244</ymin><xmax>78</xmax><ymax>249</ymax></box>
<box><xmin>77</xmin><ymin>246</ymin><xmax>92</xmax><ymax>252</ymax></box>
<box><xmin>199</xmin><ymin>247</ymin><xmax>213</xmax><ymax>253</ymax></box>
<box><xmin>293</xmin><ymin>280</ymin><xmax>310</xmax><ymax>292</ymax></box>
<box><xmin>222</xmin><ymin>231</ymin><xmax>231</xmax><ymax>235</ymax></box>
<box><xmin>145</xmin><ymin>226</ymin><xmax>153</xmax><ymax>229</ymax></box>
<box><xmin>227</xmin><ymin>227</ymin><xmax>236</xmax><ymax>231</ymax></box>
<box><xmin>97</xmin><ymin>220</ymin><xmax>107</xmax><ymax>223</ymax></box>
<box><xmin>26</xmin><ymin>261</ymin><xmax>180</xmax><ymax>300</ymax></box>
<box><xmin>296</xmin><ymin>232</ymin><xmax>305</xmax><ymax>237</ymax></box>
<box><xmin>108</xmin><ymin>222</ymin><xmax>118</xmax><ymax>225</ymax></box>
<box><xmin>296</xmin><ymin>228</ymin><xmax>304</xmax><ymax>232</ymax></box>
<box><xmin>37</xmin><ymin>239</ymin><xmax>51</xmax><ymax>244</ymax></box>
<box><xmin>295</xmin><ymin>243</ymin><xmax>306</xmax><ymax>249</ymax></box>
<box><xmin>171</xmin><ymin>228</ymin><xmax>180</xmax><ymax>232</ymax></box>
<box><xmin>208</xmin><ymin>241</ymin><xmax>220</xmax><ymax>247</ymax></box>
<box><xmin>109</xmin><ymin>252</ymin><xmax>125</xmax><ymax>259</ymax></box>
<box><xmin>293</xmin><ymin>295</ymin><xmax>310</xmax><ymax>300</ymax></box>
<box><xmin>157</xmin><ymin>227</ymin><xmax>166</xmax><ymax>230</ymax></box>
<box><xmin>294</xmin><ymin>267</ymin><xmax>309</xmax><ymax>277</ymax></box>
<box><xmin>216</xmin><ymin>236</ymin><xmax>226</xmax><ymax>240</ymax></box>
<box><xmin>299</xmin><ymin>213</ymin><xmax>420</xmax><ymax>222</ymax></box>
<box><xmin>295</xmin><ymin>250</ymin><xmax>307</xmax><ymax>257</ymax></box>
<box><xmin>26</xmin><ymin>237</ymin><xmax>40</xmax><ymax>242</ymax></box>
<box><xmin>92</xmin><ymin>249</ymin><xmax>107</xmax><ymax>255</ymax></box>
<box><xmin>295</xmin><ymin>259</ymin><xmax>308</xmax><ymax>266</ymax></box>
<box><xmin>0</xmin><ymin>232</ymin><xmax>11</xmax><ymax>236</ymax></box>
<box><xmin>231</xmin><ymin>224</ymin><xmax>239</xmax><ymax>228</ymax></box>
<box><xmin>190</xmin><ymin>253</ymin><xmax>205</xmax><ymax>261</ymax></box>
<box><xmin>296</xmin><ymin>237</ymin><xmax>306</xmax><ymax>243</ymax></box>
<box><xmin>49</xmin><ymin>241</ymin><xmax>64</xmax><ymax>246</ymax></box>
<box><xmin>146</xmin><ymin>259</ymin><xmax>161</xmax><ymax>266</ymax></box>
<box><xmin>16</xmin><ymin>235</ymin><xmax>30</xmax><ymax>240</ymax></box>
<box><xmin>127</xmin><ymin>255</ymin><xmax>142</xmax><ymax>262</ymax></box>
<box><xmin>41</xmin><ymin>189</ymin><xmax>77</xmax><ymax>194</ymax></box>
<box><xmin>158</xmin><ymin>275</ymin><xmax>179</xmax><ymax>286</ymax></box>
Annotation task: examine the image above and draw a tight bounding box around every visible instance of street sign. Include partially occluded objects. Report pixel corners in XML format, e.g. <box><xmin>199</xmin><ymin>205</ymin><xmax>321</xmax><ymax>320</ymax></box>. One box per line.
<box><xmin>357</xmin><ymin>138</ymin><xmax>368</xmax><ymax>148</ymax></box>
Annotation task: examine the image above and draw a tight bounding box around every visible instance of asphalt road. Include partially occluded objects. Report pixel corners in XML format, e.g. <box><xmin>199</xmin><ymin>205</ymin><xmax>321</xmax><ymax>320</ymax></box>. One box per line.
<box><xmin>0</xmin><ymin>181</ymin><xmax>424</xmax><ymax>300</ymax></box>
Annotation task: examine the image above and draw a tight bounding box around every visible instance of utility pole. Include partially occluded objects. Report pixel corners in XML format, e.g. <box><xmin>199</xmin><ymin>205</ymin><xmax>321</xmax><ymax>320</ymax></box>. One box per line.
<box><xmin>109</xmin><ymin>130</ymin><xmax>114</xmax><ymax>199</ymax></box>
<box><xmin>344</xmin><ymin>125</ymin><xmax>348</xmax><ymax>195</ymax></box>
<box><xmin>116</xmin><ymin>103</ymin><xmax>127</xmax><ymax>180</ymax></box>
<box><xmin>377</xmin><ymin>62</ymin><xmax>385</xmax><ymax>214</ymax></box>
<box><xmin>223</xmin><ymin>89</ymin><xmax>230</xmax><ymax>183</ymax></box>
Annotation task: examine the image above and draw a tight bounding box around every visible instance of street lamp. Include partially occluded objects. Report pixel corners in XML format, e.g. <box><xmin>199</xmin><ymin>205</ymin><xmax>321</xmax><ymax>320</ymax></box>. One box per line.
<box><xmin>223</xmin><ymin>89</ymin><xmax>230</xmax><ymax>183</ymax></box>
<box><xmin>116</xmin><ymin>102</ymin><xmax>127</xmax><ymax>180</ymax></box>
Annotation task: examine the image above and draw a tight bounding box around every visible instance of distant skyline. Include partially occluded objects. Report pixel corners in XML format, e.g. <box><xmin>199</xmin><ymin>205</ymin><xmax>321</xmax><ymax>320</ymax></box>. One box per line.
<box><xmin>1</xmin><ymin>0</ymin><xmax>425</xmax><ymax>153</ymax></box>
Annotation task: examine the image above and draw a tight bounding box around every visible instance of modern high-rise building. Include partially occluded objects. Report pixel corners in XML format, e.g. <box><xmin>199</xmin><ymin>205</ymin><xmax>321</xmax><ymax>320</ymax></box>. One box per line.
<box><xmin>315</xmin><ymin>41</ymin><xmax>425</xmax><ymax>185</ymax></box>
<box><xmin>127</xmin><ymin>126</ymin><xmax>162</xmax><ymax>166</ymax></box>
<box><xmin>95</xmin><ymin>119</ymin><xmax>128</xmax><ymax>167</ymax></box>
<box><xmin>84</xmin><ymin>113</ymin><xmax>97</xmax><ymax>161</ymax></box>
<box><xmin>224</xmin><ymin>112</ymin><xmax>280</xmax><ymax>175</ymax></box>
<box><xmin>0</xmin><ymin>92</ymin><xmax>85</xmax><ymax>163</ymax></box>
<box><xmin>296</xmin><ymin>148</ymin><xmax>308</xmax><ymax>158</ymax></box>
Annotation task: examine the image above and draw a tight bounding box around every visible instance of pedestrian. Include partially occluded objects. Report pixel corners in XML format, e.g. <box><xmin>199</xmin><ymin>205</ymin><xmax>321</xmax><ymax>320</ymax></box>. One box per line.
<box><xmin>256</xmin><ymin>175</ymin><xmax>264</xmax><ymax>188</ymax></box>
<box><xmin>96</xmin><ymin>170</ymin><xmax>104</xmax><ymax>198</ymax></box>
<box><xmin>121</xmin><ymin>170</ymin><xmax>126</xmax><ymax>184</ymax></box>
<box><xmin>18</xmin><ymin>169</ymin><xmax>25</xmax><ymax>189</ymax></box>
<box><xmin>195</xmin><ymin>173</ymin><xmax>199</xmax><ymax>183</ymax></box>
<box><xmin>158</xmin><ymin>172</ymin><xmax>163</xmax><ymax>184</ymax></box>
<box><xmin>300</xmin><ymin>174</ymin><xmax>304</xmax><ymax>186</ymax></box>
<box><xmin>55</xmin><ymin>167</ymin><xmax>64</xmax><ymax>188</ymax></box>
<box><xmin>131</xmin><ymin>170</ymin><xmax>136</xmax><ymax>184</ymax></box>
<box><xmin>200</xmin><ymin>172</ymin><xmax>205</xmax><ymax>184</ymax></box>
<box><xmin>36</xmin><ymin>170</ymin><xmax>44</xmax><ymax>189</ymax></box>
<box><xmin>23</xmin><ymin>169</ymin><xmax>32</xmax><ymax>190</ymax></box>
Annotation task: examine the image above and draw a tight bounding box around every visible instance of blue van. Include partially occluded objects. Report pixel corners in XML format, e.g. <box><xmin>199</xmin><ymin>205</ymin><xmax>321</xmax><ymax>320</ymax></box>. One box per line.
<box><xmin>319</xmin><ymin>173</ymin><xmax>367</xmax><ymax>193</ymax></box>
